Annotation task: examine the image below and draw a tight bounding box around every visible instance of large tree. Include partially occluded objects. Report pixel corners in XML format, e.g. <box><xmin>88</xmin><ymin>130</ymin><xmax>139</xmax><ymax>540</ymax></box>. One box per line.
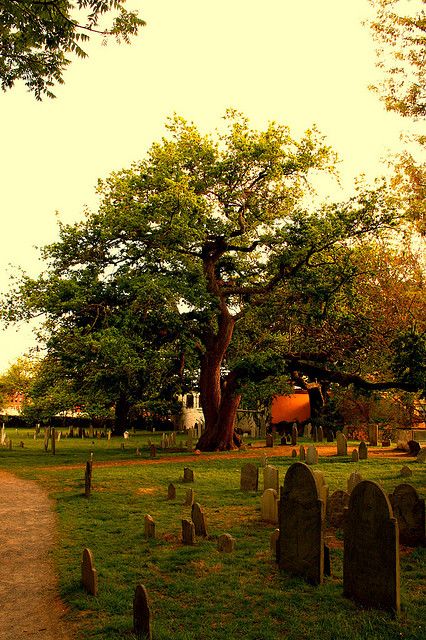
<box><xmin>0</xmin><ymin>1</ymin><xmax>145</xmax><ymax>98</ymax></box>
<box><xmin>4</xmin><ymin>113</ymin><xmax>414</xmax><ymax>449</ymax></box>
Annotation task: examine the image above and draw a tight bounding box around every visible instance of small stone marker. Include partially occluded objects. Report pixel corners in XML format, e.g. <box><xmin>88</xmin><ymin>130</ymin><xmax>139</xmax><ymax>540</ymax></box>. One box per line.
<box><xmin>181</xmin><ymin>519</ymin><xmax>195</xmax><ymax>545</ymax></box>
<box><xmin>191</xmin><ymin>502</ymin><xmax>208</xmax><ymax>537</ymax></box>
<box><xmin>265</xmin><ymin>434</ymin><xmax>274</xmax><ymax>448</ymax></box>
<box><xmin>84</xmin><ymin>461</ymin><xmax>92</xmax><ymax>498</ymax></box>
<box><xmin>261</xmin><ymin>488</ymin><xmax>279</xmax><ymax>523</ymax></box>
<box><xmin>317</xmin><ymin>426</ymin><xmax>324</xmax><ymax>442</ymax></box>
<box><xmin>149</xmin><ymin>444</ymin><xmax>156</xmax><ymax>458</ymax></box>
<box><xmin>369</xmin><ymin>424</ymin><xmax>379</xmax><ymax>446</ymax></box>
<box><xmin>299</xmin><ymin>445</ymin><xmax>305</xmax><ymax>462</ymax></box>
<box><xmin>183</xmin><ymin>488</ymin><xmax>194</xmax><ymax>506</ymax></box>
<box><xmin>291</xmin><ymin>423</ymin><xmax>298</xmax><ymax>446</ymax></box>
<box><xmin>291</xmin><ymin>448</ymin><xmax>297</xmax><ymax>458</ymax></box>
<box><xmin>390</xmin><ymin>483</ymin><xmax>425</xmax><ymax>546</ymax></box>
<box><xmin>358</xmin><ymin>441</ymin><xmax>368</xmax><ymax>460</ymax></box>
<box><xmin>344</xmin><ymin>480</ymin><xmax>400</xmax><ymax>613</ymax></box>
<box><xmin>144</xmin><ymin>514</ymin><xmax>156</xmax><ymax>539</ymax></box>
<box><xmin>183</xmin><ymin>467</ymin><xmax>194</xmax><ymax>483</ymax></box>
<box><xmin>81</xmin><ymin>548</ymin><xmax>98</xmax><ymax>596</ymax></box>
<box><xmin>306</xmin><ymin>444</ymin><xmax>318</xmax><ymax>465</ymax></box>
<box><xmin>347</xmin><ymin>471</ymin><xmax>363</xmax><ymax>494</ymax></box>
<box><xmin>400</xmin><ymin>465</ymin><xmax>412</xmax><ymax>478</ymax></box>
<box><xmin>263</xmin><ymin>465</ymin><xmax>279</xmax><ymax>492</ymax></box>
<box><xmin>270</xmin><ymin>528</ymin><xmax>280</xmax><ymax>558</ymax></box>
<box><xmin>351</xmin><ymin>449</ymin><xmax>359</xmax><ymax>462</ymax></box>
<box><xmin>278</xmin><ymin>462</ymin><xmax>325</xmax><ymax>585</ymax></box>
<box><xmin>382</xmin><ymin>439</ymin><xmax>391</xmax><ymax>447</ymax></box>
<box><xmin>336</xmin><ymin>431</ymin><xmax>347</xmax><ymax>456</ymax></box>
<box><xmin>217</xmin><ymin>533</ymin><xmax>235</xmax><ymax>553</ymax></box>
<box><xmin>327</xmin><ymin>490</ymin><xmax>350</xmax><ymax>528</ymax></box>
<box><xmin>167</xmin><ymin>483</ymin><xmax>176</xmax><ymax>500</ymax></box>
<box><xmin>240</xmin><ymin>463</ymin><xmax>259</xmax><ymax>491</ymax></box>
<box><xmin>133</xmin><ymin>584</ymin><xmax>152</xmax><ymax>640</ymax></box>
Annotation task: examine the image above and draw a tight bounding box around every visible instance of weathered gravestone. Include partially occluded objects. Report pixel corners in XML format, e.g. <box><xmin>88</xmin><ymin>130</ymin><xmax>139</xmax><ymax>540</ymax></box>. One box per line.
<box><xmin>400</xmin><ymin>465</ymin><xmax>412</xmax><ymax>478</ymax></box>
<box><xmin>369</xmin><ymin>424</ymin><xmax>379</xmax><ymax>446</ymax></box>
<box><xmin>291</xmin><ymin>424</ymin><xmax>298</xmax><ymax>446</ymax></box>
<box><xmin>313</xmin><ymin>471</ymin><xmax>329</xmax><ymax>519</ymax></box>
<box><xmin>133</xmin><ymin>584</ymin><xmax>152</xmax><ymax>640</ymax></box>
<box><xmin>263</xmin><ymin>465</ymin><xmax>279</xmax><ymax>492</ymax></box>
<box><xmin>181</xmin><ymin>519</ymin><xmax>195</xmax><ymax>545</ymax></box>
<box><xmin>347</xmin><ymin>471</ymin><xmax>363</xmax><ymax>494</ymax></box>
<box><xmin>51</xmin><ymin>427</ymin><xmax>56</xmax><ymax>455</ymax></box>
<box><xmin>270</xmin><ymin>528</ymin><xmax>280</xmax><ymax>558</ymax></box>
<box><xmin>327</xmin><ymin>490</ymin><xmax>350</xmax><ymax>528</ymax></box>
<box><xmin>144</xmin><ymin>514</ymin><xmax>156</xmax><ymax>539</ymax></box>
<box><xmin>304</xmin><ymin>422</ymin><xmax>312</xmax><ymax>439</ymax></box>
<box><xmin>240</xmin><ymin>463</ymin><xmax>259</xmax><ymax>491</ymax></box>
<box><xmin>336</xmin><ymin>431</ymin><xmax>347</xmax><ymax>456</ymax></box>
<box><xmin>306</xmin><ymin>444</ymin><xmax>318</xmax><ymax>465</ymax></box>
<box><xmin>343</xmin><ymin>480</ymin><xmax>400</xmax><ymax>613</ymax></box>
<box><xmin>191</xmin><ymin>502</ymin><xmax>208</xmax><ymax>537</ymax></box>
<box><xmin>84</xmin><ymin>461</ymin><xmax>92</xmax><ymax>498</ymax></box>
<box><xmin>408</xmin><ymin>440</ymin><xmax>421</xmax><ymax>456</ymax></box>
<box><xmin>291</xmin><ymin>449</ymin><xmax>297</xmax><ymax>458</ymax></box>
<box><xmin>312</xmin><ymin>426</ymin><xmax>318</xmax><ymax>442</ymax></box>
<box><xmin>81</xmin><ymin>548</ymin><xmax>98</xmax><ymax>596</ymax></box>
<box><xmin>167</xmin><ymin>483</ymin><xmax>176</xmax><ymax>500</ymax></box>
<box><xmin>277</xmin><ymin>462</ymin><xmax>325</xmax><ymax>585</ymax></box>
<box><xmin>260</xmin><ymin>453</ymin><xmax>268</xmax><ymax>468</ymax></box>
<box><xmin>351</xmin><ymin>449</ymin><xmax>359</xmax><ymax>462</ymax></box>
<box><xmin>183</xmin><ymin>467</ymin><xmax>194</xmax><ymax>483</ymax></box>
<box><xmin>183</xmin><ymin>488</ymin><xmax>194</xmax><ymax>506</ymax></box>
<box><xmin>390</xmin><ymin>483</ymin><xmax>425</xmax><ymax>547</ymax></box>
<box><xmin>217</xmin><ymin>533</ymin><xmax>235</xmax><ymax>553</ymax></box>
<box><xmin>261</xmin><ymin>488</ymin><xmax>279</xmax><ymax>523</ymax></box>
<box><xmin>299</xmin><ymin>445</ymin><xmax>305</xmax><ymax>462</ymax></box>
<box><xmin>317</xmin><ymin>426</ymin><xmax>324</xmax><ymax>442</ymax></box>
<box><xmin>149</xmin><ymin>444</ymin><xmax>156</xmax><ymax>458</ymax></box>
<box><xmin>265</xmin><ymin>434</ymin><xmax>274</xmax><ymax>448</ymax></box>
<box><xmin>417</xmin><ymin>447</ymin><xmax>426</xmax><ymax>463</ymax></box>
<box><xmin>359</xmin><ymin>441</ymin><xmax>368</xmax><ymax>460</ymax></box>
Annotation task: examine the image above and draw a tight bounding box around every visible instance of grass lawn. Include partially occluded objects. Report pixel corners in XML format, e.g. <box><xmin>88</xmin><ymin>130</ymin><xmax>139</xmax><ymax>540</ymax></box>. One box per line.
<box><xmin>0</xmin><ymin>429</ymin><xmax>425</xmax><ymax>640</ymax></box>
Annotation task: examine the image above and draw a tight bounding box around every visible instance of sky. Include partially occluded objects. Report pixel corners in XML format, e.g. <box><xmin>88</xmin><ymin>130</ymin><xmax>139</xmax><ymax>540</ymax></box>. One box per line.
<box><xmin>0</xmin><ymin>0</ymin><xmax>415</xmax><ymax>371</ymax></box>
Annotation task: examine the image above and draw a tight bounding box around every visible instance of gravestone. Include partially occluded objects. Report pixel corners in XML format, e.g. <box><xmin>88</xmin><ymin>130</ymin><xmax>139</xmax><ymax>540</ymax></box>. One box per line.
<box><xmin>263</xmin><ymin>465</ymin><xmax>279</xmax><ymax>492</ymax></box>
<box><xmin>416</xmin><ymin>447</ymin><xmax>426</xmax><ymax>463</ymax></box>
<box><xmin>344</xmin><ymin>480</ymin><xmax>400</xmax><ymax>613</ymax></box>
<box><xmin>240</xmin><ymin>463</ymin><xmax>259</xmax><ymax>491</ymax></box>
<box><xmin>261</xmin><ymin>488</ymin><xmax>279</xmax><ymax>523</ymax></box>
<box><xmin>181</xmin><ymin>519</ymin><xmax>195</xmax><ymax>545</ymax></box>
<box><xmin>317</xmin><ymin>426</ymin><xmax>324</xmax><ymax>442</ymax></box>
<box><xmin>149</xmin><ymin>444</ymin><xmax>156</xmax><ymax>458</ymax></box>
<box><xmin>312</xmin><ymin>471</ymin><xmax>329</xmax><ymax>519</ymax></box>
<box><xmin>326</xmin><ymin>429</ymin><xmax>334</xmax><ymax>443</ymax></box>
<box><xmin>327</xmin><ymin>490</ymin><xmax>350</xmax><ymax>528</ymax></box>
<box><xmin>304</xmin><ymin>422</ymin><xmax>312</xmax><ymax>439</ymax></box>
<box><xmin>191</xmin><ymin>503</ymin><xmax>208</xmax><ymax>537</ymax></box>
<box><xmin>81</xmin><ymin>548</ymin><xmax>98</xmax><ymax>596</ymax></box>
<box><xmin>265</xmin><ymin>434</ymin><xmax>274</xmax><ymax>448</ymax></box>
<box><xmin>84</xmin><ymin>461</ymin><xmax>92</xmax><ymax>498</ymax></box>
<box><xmin>43</xmin><ymin>428</ymin><xmax>50</xmax><ymax>452</ymax></box>
<box><xmin>369</xmin><ymin>424</ymin><xmax>379</xmax><ymax>446</ymax></box>
<box><xmin>167</xmin><ymin>483</ymin><xmax>176</xmax><ymax>500</ymax></box>
<box><xmin>390</xmin><ymin>483</ymin><xmax>425</xmax><ymax>546</ymax></box>
<box><xmin>359</xmin><ymin>441</ymin><xmax>368</xmax><ymax>460</ymax></box>
<box><xmin>278</xmin><ymin>462</ymin><xmax>325</xmax><ymax>585</ymax></box>
<box><xmin>144</xmin><ymin>514</ymin><xmax>156</xmax><ymax>539</ymax></box>
<box><xmin>299</xmin><ymin>445</ymin><xmax>305</xmax><ymax>462</ymax></box>
<box><xmin>306</xmin><ymin>444</ymin><xmax>318</xmax><ymax>465</ymax></box>
<box><xmin>336</xmin><ymin>431</ymin><xmax>347</xmax><ymax>456</ymax></box>
<box><xmin>291</xmin><ymin>424</ymin><xmax>298</xmax><ymax>446</ymax></box>
<box><xmin>291</xmin><ymin>449</ymin><xmax>297</xmax><ymax>458</ymax></box>
<box><xmin>400</xmin><ymin>465</ymin><xmax>412</xmax><ymax>478</ymax></box>
<box><xmin>408</xmin><ymin>440</ymin><xmax>421</xmax><ymax>456</ymax></box>
<box><xmin>351</xmin><ymin>449</ymin><xmax>359</xmax><ymax>462</ymax></box>
<box><xmin>217</xmin><ymin>533</ymin><xmax>235</xmax><ymax>553</ymax></box>
<box><xmin>270</xmin><ymin>528</ymin><xmax>280</xmax><ymax>558</ymax></box>
<box><xmin>347</xmin><ymin>471</ymin><xmax>363</xmax><ymax>494</ymax></box>
<box><xmin>133</xmin><ymin>584</ymin><xmax>152</xmax><ymax>640</ymax></box>
<box><xmin>280</xmin><ymin>435</ymin><xmax>287</xmax><ymax>446</ymax></box>
<box><xmin>51</xmin><ymin>427</ymin><xmax>56</xmax><ymax>455</ymax></box>
<box><xmin>382</xmin><ymin>439</ymin><xmax>391</xmax><ymax>447</ymax></box>
<box><xmin>183</xmin><ymin>488</ymin><xmax>194</xmax><ymax>506</ymax></box>
<box><xmin>312</xmin><ymin>426</ymin><xmax>318</xmax><ymax>442</ymax></box>
<box><xmin>183</xmin><ymin>467</ymin><xmax>194</xmax><ymax>483</ymax></box>
<box><xmin>260</xmin><ymin>453</ymin><xmax>268</xmax><ymax>468</ymax></box>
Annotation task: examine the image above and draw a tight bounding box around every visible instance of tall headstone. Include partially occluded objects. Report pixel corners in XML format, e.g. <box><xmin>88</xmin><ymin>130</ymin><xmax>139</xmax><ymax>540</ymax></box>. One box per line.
<box><xmin>144</xmin><ymin>514</ymin><xmax>156</xmax><ymax>539</ymax></box>
<box><xmin>278</xmin><ymin>462</ymin><xmax>325</xmax><ymax>585</ymax></box>
<box><xmin>240</xmin><ymin>463</ymin><xmax>259</xmax><ymax>491</ymax></box>
<box><xmin>390</xmin><ymin>483</ymin><xmax>425</xmax><ymax>546</ymax></box>
<box><xmin>167</xmin><ymin>483</ymin><xmax>176</xmax><ymax>500</ymax></box>
<box><xmin>304</xmin><ymin>423</ymin><xmax>312</xmax><ymax>439</ymax></box>
<box><xmin>191</xmin><ymin>502</ymin><xmax>208</xmax><ymax>537</ymax></box>
<box><xmin>306</xmin><ymin>444</ymin><xmax>318</xmax><ymax>465</ymax></box>
<box><xmin>263</xmin><ymin>465</ymin><xmax>279</xmax><ymax>492</ymax></box>
<box><xmin>317</xmin><ymin>426</ymin><xmax>324</xmax><ymax>442</ymax></box>
<box><xmin>261</xmin><ymin>488</ymin><xmax>279</xmax><ymax>523</ymax></box>
<box><xmin>336</xmin><ymin>431</ymin><xmax>347</xmax><ymax>456</ymax></box>
<box><xmin>369</xmin><ymin>424</ymin><xmax>379</xmax><ymax>446</ymax></box>
<box><xmin>183</xmin><ymin>467</ymin><xmax>194</xmax><ymax>483</ymax></box>
<box><xmin>312</xmin><ymin>426</ymin><xmax>318</xmax><ymax>442</ymax></box>
<box><xmin>81</xmin><ymin>548</ymin><xmax>98</xmax><ymax>596</ymax></box>
<box><xmin>181</xmin><ymin>519</ymin><xmax>195</xmax><ymax>545</ymax></box>
<box><xmin>347</xmin><ymin>471</ymin><xmax>363</xmax><ymax>494</ymax></box>
<box><xmin>299</xmin><ymin>445</ymin><xmax>306</xmax><ymax>462</ymax></box>
<box><xmin>327</xmin><ymin>490</ymin><xmax>350</xmax><ymax>528</ymax></box>
<box><xmin>51</xmin><ymin>427</ymin><xmax>56</xmax><ymax>455</ymax></box>
<box><xmin>133</xmin><ymin>584</ymin><xmax>152</xmax><ymax>640</ymax></box>
<box><xmin>291</xmin><ymin>424</ymin><xmax>298</xmax><ymax>446</ymax></box>
<box><xmin>358</xmin><ymin>441</ymin><xmax>368</xmax><ymax>460</ymax></box>
<box><xmin>344</xmin><ymin>480</ymin><xmax>400</xmax><ymax>613</ymax></box>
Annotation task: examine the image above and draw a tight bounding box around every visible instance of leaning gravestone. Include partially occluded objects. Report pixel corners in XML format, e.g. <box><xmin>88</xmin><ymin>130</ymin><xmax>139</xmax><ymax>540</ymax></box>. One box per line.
<box><xmin>344</xmin><ymin>480</ymin><xmax>400</xmax><ymax>613</ymax></box>
<box><xmin>327</xmin><ymin>490</ymin><xmax>350</xmax><ymax>528</ymax></box>
<box><xmin>347</xmin><ymin>471</ymin><xmax>363</xmax><ymax>494</ymax></box>
<box><xmin>261</xmin><ymin>488</ymin><xmax>279</xmax><ymax>523</ymax></box>
<box><xmin>359</xmin><ymin>441</ymin><xmax>368</xmax><ymax>460</ymax></box>
<box><xmin>181</xmin><ymin>519</ymin><xmax>195</xmax><ymax>545</ymax></box>
<box><xmin>240</xmin><ymin>463</ymin><xmax>259</xmax><ymax>491</ymax></box>
<box><xmin>306</xmin><ymin>444</ymin><xmax>318</xmax><ymax>465</ymax></box>
<box><xmin>81</xmin><ymin>548</ymin><xmax>98</xmax><ymax>596</ymax></box>
<box><xmin>183</xmin><ymin>467</ymin><xmax>194</xmax><ymax>483</ymax></box>
<box><xmin>336</xmin><ymin>431</ymin><xmax>347</xmax><ymax>456</ymax></box>
<box><xmin>263</xmin><ymin>465</ymin><xmax>279</xmax><ymax>492</ymax></box>
<box><xmin>217</xmin><ymin>533</ymin><xmax>235</xmax><ymax>553</ymax></box>
<box><xmin>133</xmin><ymin>584</ymin><xmax>152</xmax><ymax>640</ymax></box>
<box><xmin>144</xmin><ymin>514</ymin><xmax>156</xmax><ymax>539</ymax></box>
<box><xmin>167</xmin><ymin>483</ymin><xmax>176</xmax><ymax>500</ymax></box>
<box><xmin>390</xmin><ymin>483</ymin><xmax>425</xmax><ymax>547</ymax></box>
<box><xmin>191</xmin><ymin>502</ymin><xmax>208</xmax><ymax>537</ymax></box>
<box><xmin>278</xmin><ymin>462</ymin><xmax>325</xmax><ymax>585</ymax></box>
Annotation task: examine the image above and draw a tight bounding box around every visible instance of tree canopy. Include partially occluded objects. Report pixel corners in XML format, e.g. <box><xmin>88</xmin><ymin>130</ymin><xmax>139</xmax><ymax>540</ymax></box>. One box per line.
<box><xmin>0</xmin><ymin>1</ymin><xmax>145</xmax><ymax>98</ymax></box>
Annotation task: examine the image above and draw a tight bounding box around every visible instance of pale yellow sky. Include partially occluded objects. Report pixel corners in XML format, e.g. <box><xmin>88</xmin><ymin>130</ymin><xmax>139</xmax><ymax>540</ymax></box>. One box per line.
<box><xmin>0</xmin><ymin>0</ymin><xmax>414</xmax><ymax>371</ymax></box>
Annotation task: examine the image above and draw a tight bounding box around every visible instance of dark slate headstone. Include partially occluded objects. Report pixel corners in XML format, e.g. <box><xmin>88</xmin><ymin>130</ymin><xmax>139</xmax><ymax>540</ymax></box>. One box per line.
<box><xmin>358</xmin><ymin>441</ymin><xmax>368</xmax><ymax>460</ymax></box>
<box><xmin>191</xmin><ymin>502</ymin><xmax>208</xmax><ymax>537</ymax></box>
<box><xmin>326</xmin><ymin>429</ymin><xmax>334</xmax><ymax>443</ymax></box>
<box><xmin>240</xmin><ymin>463</ymin><xmax>259</xmax><ymax>491</ymax></box>
<box><xmin>81</xmin><ymin>548</ymin><xmax>98</xmax><ymax>596</ymax></box>
<box><xmin>266</xmin><ymin>434</ymin><xmax>274</xmax><ymax>448</ymax></box>
<box><xmin>278</xmin><ymin>462</ymin><xmax>325</xmax><ymax>585</ymax></box>
<box><xmin>408</xmin><ymin>440</ymin><xmax>421</xmax><ymax>456</ymax></box>
<box><xmin>183</xmin><ymin>467</ymin><xmax>194</xmax><ymax>483</ymax></box>
<box><xmin>327</xmin><ymin>490</ymin><xmax>350</xmax><ymax>528</ymax></box>
<box><xmin>167</xmin><ymin>483</ymin><xmax>176</xmax><ymax>500</ymax></box>
<box><xmin>343</xmin><ymin>480</ymin><xmax>400</xmax><ymax>613</ymax></box>
<box><xmin>181</xmin><ymin>519</ymin><xmax>195</xmax><ymax>545</ymax></box>
<box><xmin>133</xmin><ymin>584</ymin><xmax>152</xmax><ymax>640</ymax></box>
<box><xmin>390</xmin><ymin>483</ymin><xmax>425</xmax><ymax>547</ymax></box>
<box><xmin>280</xmin><ymin>436</ymin><xmax>287</xmax><ymax>446</ymax></box>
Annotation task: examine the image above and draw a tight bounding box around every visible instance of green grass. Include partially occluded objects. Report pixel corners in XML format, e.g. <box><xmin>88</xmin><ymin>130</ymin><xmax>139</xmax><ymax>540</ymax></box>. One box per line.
<box><xmin>0</xmin><ymin>429</ymin><xmax>425</xmax><ymax>639</ymax></box>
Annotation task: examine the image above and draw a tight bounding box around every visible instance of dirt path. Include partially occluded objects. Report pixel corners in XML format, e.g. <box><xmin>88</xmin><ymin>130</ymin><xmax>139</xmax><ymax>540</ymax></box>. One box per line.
<box><xmin>0</xmin><ymin>471</ymin><xmax>74</xmax><ymax>640</ymax></box>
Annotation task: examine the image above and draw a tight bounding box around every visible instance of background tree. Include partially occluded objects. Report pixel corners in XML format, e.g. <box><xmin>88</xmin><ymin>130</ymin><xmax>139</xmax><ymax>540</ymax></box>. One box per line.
<box><xmin>0</xmin><ymin>355</ymin><xmax>39</xmax><ymax>411</ymax></box>
<box><xmin>0</xmin><ymin>0</ymin><xmax>145</xmax><ymax>98</ymax></box>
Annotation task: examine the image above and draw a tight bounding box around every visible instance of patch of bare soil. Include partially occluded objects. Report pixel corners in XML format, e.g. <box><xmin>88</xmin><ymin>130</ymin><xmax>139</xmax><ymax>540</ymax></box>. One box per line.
<box><xmin>0</xmin><ymin>471</ymin><xmax>74</xmax><ymax>640</ymax></box>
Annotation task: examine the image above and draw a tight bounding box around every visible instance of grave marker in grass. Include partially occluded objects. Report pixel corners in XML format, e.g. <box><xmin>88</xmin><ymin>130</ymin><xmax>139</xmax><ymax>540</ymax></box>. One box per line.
<box><xmin>390</xmin><ymin>483</ymin><xmax>425</xmax><ymax>546</ymax></box>
<box><xmin>133</xmin><ymin>584</ymin><xmax>152</xmax><ymax>640</ymax></box>
<box><xmin>81</xmin><ymin>548</ymin><xmax>98</xmax><ymax>596</ymax></box>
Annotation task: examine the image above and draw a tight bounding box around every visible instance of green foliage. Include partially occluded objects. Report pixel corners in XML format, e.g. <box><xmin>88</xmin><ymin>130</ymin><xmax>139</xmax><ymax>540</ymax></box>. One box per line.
<box><xmin>392</xmin><ymin>325</ymin><xmax>426</xmax><ymax>390</ymax></box>
<box><xmin>0</xmin><ymin>0</ymin><xmax>145</xmax><ymax>98</ymax></box>
<box><xmin>0</xmin><ymin>355</ymin><xmax>39</xmax><ymax>410</ymax></box>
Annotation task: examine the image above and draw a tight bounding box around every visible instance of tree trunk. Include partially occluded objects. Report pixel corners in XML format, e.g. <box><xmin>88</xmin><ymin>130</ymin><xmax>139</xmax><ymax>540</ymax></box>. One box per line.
<box><xmin>114</xmin><ymin>391</ymin><xmax>130</xmax><ymax>435</ymax></box>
